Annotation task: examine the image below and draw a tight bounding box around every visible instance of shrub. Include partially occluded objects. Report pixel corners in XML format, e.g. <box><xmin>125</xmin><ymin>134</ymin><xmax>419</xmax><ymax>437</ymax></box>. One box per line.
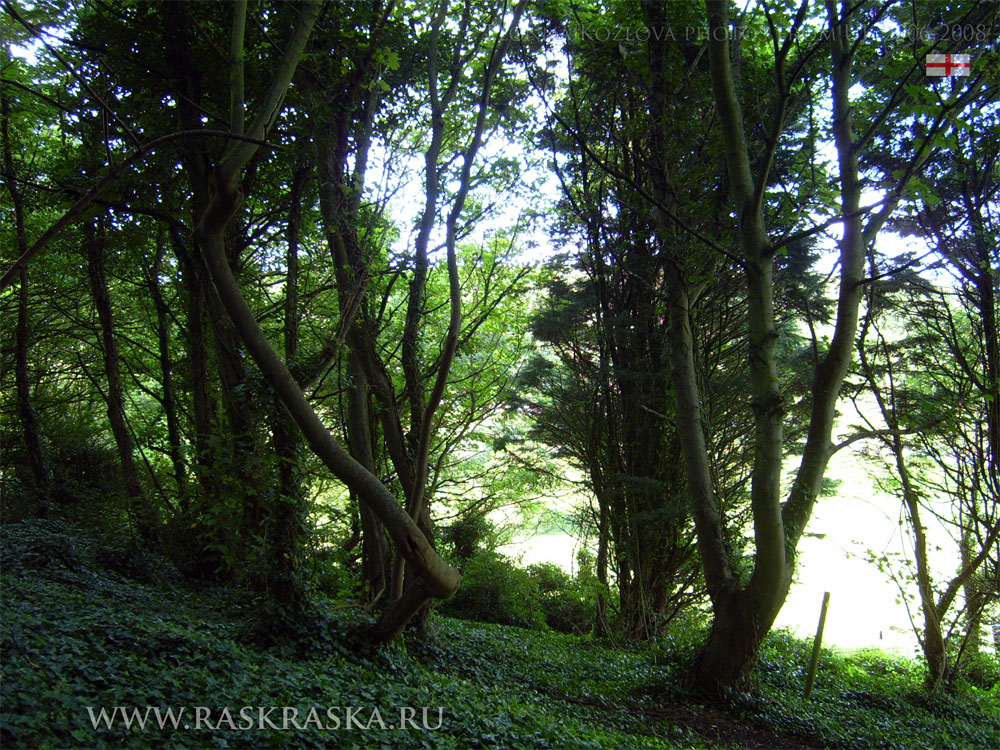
<box><xmin>955</xmin><ymin>649</ymin><xmax>1000</xmax><ymax>691</ymax></box>
<box><xmin>440</xmin><ymin>549</ymin><xmax>546</xmax><ymax>629</ymax></box>
<box><xmin>0</xmin><ymin>417</ymin><xmax>125</xmax><ymax>524</ymax></box>
<box><xmin>442</xmin><ymin>513</ymin><xmax>498</xmax><ymax>561</ymax></box>
<box><xmin>94</xmin><ymin>533</ymin><xmax>180</xmax><ymax>586</ymax></box>
<box><xmin>160</xmin><ymin>507</ymin><xmax>235</xmax><ymax>581</ymax></box>
<box><xmin>527</xmin><ymin>562</ymin><xmax>598</xmax><ymax>635</ymax></box>
<box><xmin>302</xmin><ymin>538</ymin><xmax>359</xmax><ymax>601</ymax></box>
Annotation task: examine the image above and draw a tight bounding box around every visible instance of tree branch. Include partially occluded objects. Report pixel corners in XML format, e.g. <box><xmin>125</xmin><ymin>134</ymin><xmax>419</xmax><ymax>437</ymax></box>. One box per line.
<box><xmin>0</xmin><ymin>129</ymin><xmax>279</xmax><ymax>292</ymax></box>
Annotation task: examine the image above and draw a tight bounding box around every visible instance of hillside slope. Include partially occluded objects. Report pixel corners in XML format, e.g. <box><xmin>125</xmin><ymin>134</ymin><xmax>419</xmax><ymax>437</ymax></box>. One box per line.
<box><xmin>2</xmin><ymin>520</ymin><xmax>996</xmax><ymax>749</ymax></box>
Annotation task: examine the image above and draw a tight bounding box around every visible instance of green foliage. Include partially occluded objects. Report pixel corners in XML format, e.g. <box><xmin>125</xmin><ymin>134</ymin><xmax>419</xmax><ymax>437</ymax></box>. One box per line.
<box><xmin>731</xmin><ymin>630</ymin><xmax>1000</xmax><ymax>749</ymax></box>
<box><xmin>301</xmin><ymin>532</ymin><xmax>360</xmax><ymax>603</ymax></box>
<box><xmin>956</xmin><ymin>649</ymin><xmax>1000</xmax><ymax>692</ymax></box>
<box><xmin>159</xmin><ymin>497</ymin><xmax>239</xmax><ymax>582</ymax></box>
<box><xmin>441</xmin><ymin>514</ymin><xmax>498</xmax><ymax>561</ymax></box>
<box><xmin>4</xmin><ymin>520</ymin><xmax>998</xmax><ymax>749</ymax></box>
<box><xmin>0</xmin><ymin>519</ymin><xmax>695</xmax><ymax>749</ymax></box>
<box><xmin>93</xmin><ymin>534</ymin><xmax>180</xmax><ymax>589</ymax></box>
<box><xmin>527</xmin><ymin>562</ymin><xmax>599</xmax><ymax>636</ymax></box>
<box><xmin>438</xmin><ymin>545</ymin><xmax>603</xmax><ymax>635</ymax></box>
<box><xmin>39</xmin><ymin>417</ymin><xmax>123</xmax><ymax>520</ymax></box>
<box><xmin>438</xmin><ymin>549</ymin><xmax>546</xmax><ymax>630</ymax></box>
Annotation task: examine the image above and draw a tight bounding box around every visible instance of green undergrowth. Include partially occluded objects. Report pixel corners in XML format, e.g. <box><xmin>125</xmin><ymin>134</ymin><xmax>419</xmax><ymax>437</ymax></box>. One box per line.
<box><xmin>2</xmin><ymin>519</ymin><xmax>997</xmax><ymax>749</ymax></box>
<box><xmin>0</xmin><ymin>520</ymin><xmax>700</xmax><ymax>749</ymax></box>
<box><xmin>733</xmin><ymin>631</ymin><xmax>1000</xmax><ymax>749</ymax></box>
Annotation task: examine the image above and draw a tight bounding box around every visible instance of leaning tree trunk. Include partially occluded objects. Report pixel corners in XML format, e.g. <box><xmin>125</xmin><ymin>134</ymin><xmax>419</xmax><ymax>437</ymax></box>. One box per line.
<box><xmin>958</xmin><ymin>533</ymin><xmax>984</xmax><ymax>675</ymax></box>
<box><xmin>192</xmin><ymin>0</ymin><xmax>458</xmax><ymax>641</ymax></box>
<box><xmin>199</xmin><ymin>202</ymin><xmax>461</xmax><ymax>639</ymax></box>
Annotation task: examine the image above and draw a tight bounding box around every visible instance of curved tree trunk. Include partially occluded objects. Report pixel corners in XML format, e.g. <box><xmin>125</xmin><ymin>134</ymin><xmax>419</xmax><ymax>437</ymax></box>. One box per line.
<box><xmin>199</xmin><ymin>205</ymin><xmax>461</xmax><ymax>637</ymax></box>
<box><xmin>192</xmin><ymin>0</ymin><xmax>458</xmax><ymax>642</ymax></box>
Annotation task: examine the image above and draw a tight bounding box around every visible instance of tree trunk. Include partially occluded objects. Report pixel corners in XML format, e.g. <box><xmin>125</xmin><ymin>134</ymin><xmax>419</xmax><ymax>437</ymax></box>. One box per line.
<box><xmin>84</xmin><ymin>218</ymin><xmax>156</xmax><ymax>539</ymax></box>
<box><xmin>897</xmin><ymin>438</ymin><xmax>947</xmax><ymax>693</ymax></box>
<box><xmin>266</xmin><ymin>164</ymin><xmax>310</xmax><ymax>608</ymax></box>
<box><xmin>14</xmin><ymin>268</ymin><xmax>49</xmax><ymax>515</ymax></box>
<box><xmin>958</xmin><ymin>532</ymin><xmax>985</xmax><ymax>669</ymax></box>
<box><xmin>173</xmin><ymin>227</ymin><xmax>216</xmax><ymax>494</ymax></box>
<box><xmin>163</xmin><ymin>4</ymin><xmax>217</xmax><ymax>498</ymax></box>
<box><xmin>200</xmin><ymin>202</ymin><xmax>461</xmax><ymax>637</ymax></box>
<box><xmin>269</xmin><ymin>407</ymin><xmax>306</xmax><ymax>607</ymax></box>
<box><xmin>194</xmin><ymin>0</ymin><xmax>457</xmax><ymax>641</ymax></box>
<box><xmin>594</xmin><ymin>488</ymin><xmax>610</xmax><ymax>637</ymax></box>
<box><xmin>209</xmin><ymin>256</ymin><xmax>266</xmax><ymax>540</ymax></box>
<box><xmin>1</xmin><ymin>89</ymin><xmax>50</xmax><ymax>515</ymax></box>
<box><xmin>674</xmin><ymin>0</ymin><xmax>881</xmax><ymax>694</ymax></box>
<box><xmin>696</xmin><ymin>589</ymin><xmax>759</xmax><ymax>689</ymax></box>
<box><xmin>347</xmin><ymin>349</ymin><xmax>389</xmax><ymax>604</ymax></box>
<box><xmin>147</xmin><ymin>235</ymin><xmax>187</xmax><ymax>504</ymax></box>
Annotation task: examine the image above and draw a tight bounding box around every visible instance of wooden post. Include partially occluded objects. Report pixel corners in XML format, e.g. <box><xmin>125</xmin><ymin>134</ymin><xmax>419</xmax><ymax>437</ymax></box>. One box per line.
<box><xmin>804</xmin><ymin>591</ymin><xmax>831</xmax><ymax>700</ymax></box>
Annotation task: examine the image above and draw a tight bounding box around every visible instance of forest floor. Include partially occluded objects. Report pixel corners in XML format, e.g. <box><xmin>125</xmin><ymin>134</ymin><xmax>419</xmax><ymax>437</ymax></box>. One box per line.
<box><xmin>2</xmin><ymin>518</ymin><xmax>997</xmax><ymax>749</ymax></box>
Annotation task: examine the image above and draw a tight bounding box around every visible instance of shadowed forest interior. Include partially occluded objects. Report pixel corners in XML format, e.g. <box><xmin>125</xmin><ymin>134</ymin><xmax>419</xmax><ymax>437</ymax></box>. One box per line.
<box><xmin>1</xmin><ymin>0</ymin><xmax>998</xmax><ymax>747</ymax></box>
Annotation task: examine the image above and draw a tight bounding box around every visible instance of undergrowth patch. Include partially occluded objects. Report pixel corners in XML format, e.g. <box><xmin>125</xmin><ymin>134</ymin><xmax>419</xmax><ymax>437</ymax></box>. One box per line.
<box><xmin>2</xmin><ymin>520</ymin><xmax>996</xmax><ymax>749</ymax></box>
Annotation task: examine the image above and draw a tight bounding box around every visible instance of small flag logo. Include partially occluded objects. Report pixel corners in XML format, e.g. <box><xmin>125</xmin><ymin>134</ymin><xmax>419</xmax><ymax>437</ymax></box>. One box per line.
<box><xmin>926</xmin><ymin>53</ymin><xmax>970</xmax><ymax>77</ymax></box>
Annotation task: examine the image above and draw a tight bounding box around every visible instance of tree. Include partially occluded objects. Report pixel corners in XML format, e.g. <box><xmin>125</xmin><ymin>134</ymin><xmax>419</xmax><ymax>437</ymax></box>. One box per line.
<box><xmin>664</xmin><ymin>0</ymin><xmax>992</xmax><ymax>694</ymax></box>
<box><xmin>5</xmin><ymin>0</ymin><xmax>992</xmax><ymax>670</ymax></box>
<box><xmin>83</xmin><ymin>214</ymin><xmax>157</xmax><ymax>539</ymax></box>
<box><xmin>1</xmin><ymin>0</ymin><xmax>539</xmax><ymax>641</ymax></box>
<box><xmin>522</xmin><ymin>0</ymin><xmax>754</xmax><ymax>640</ymax></box>
<box><xmin>531</xmin><ymin>0</ymin><xmax>834</xmax><ymax>655</ymax></box>
<box><xmin>854</xmin><ymin>88</ymin><xmax>1000</xmax><ymax>692</ymax></box>
<box><xmin>1</xmin><ymin>52</ymin><xmax>50</xmax><ymax>515</ymax></box>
